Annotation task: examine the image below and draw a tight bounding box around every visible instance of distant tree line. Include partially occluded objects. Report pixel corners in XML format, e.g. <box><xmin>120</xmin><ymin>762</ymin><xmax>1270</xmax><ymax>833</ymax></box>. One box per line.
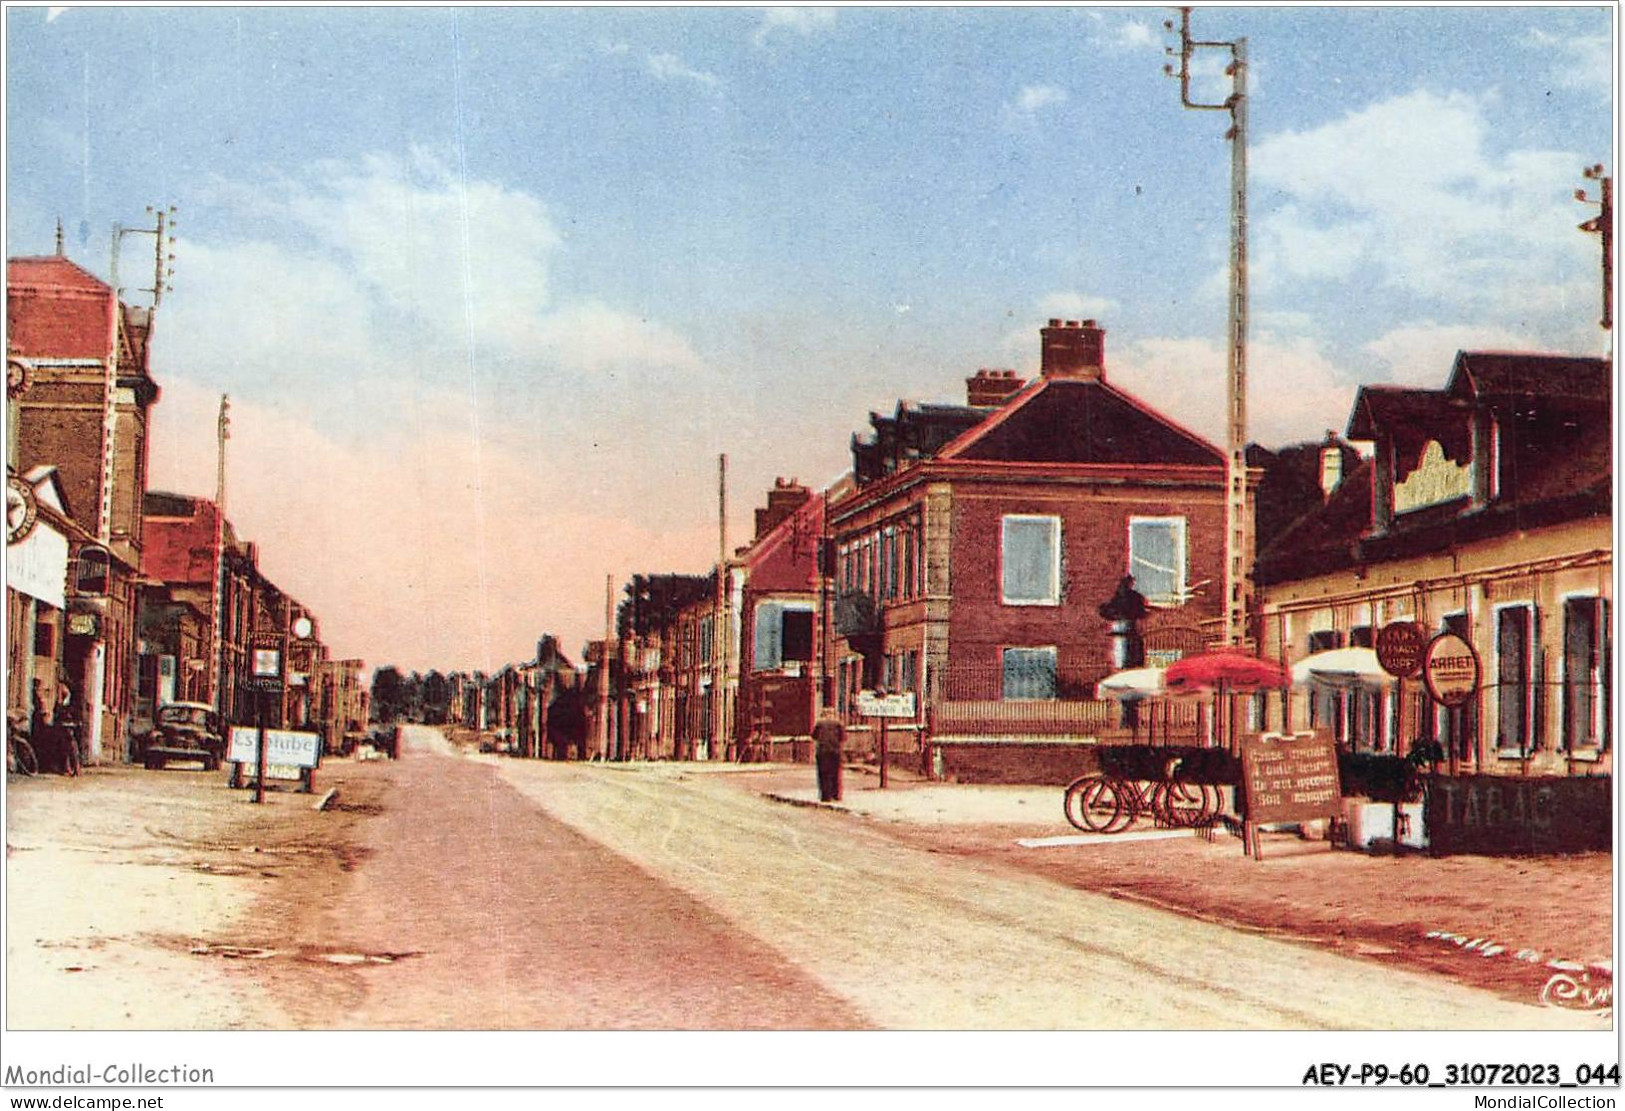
<box><xmin>370</xmin><ymin>666</ymin><xmax>455</xmax><ymax>725</ymax></box>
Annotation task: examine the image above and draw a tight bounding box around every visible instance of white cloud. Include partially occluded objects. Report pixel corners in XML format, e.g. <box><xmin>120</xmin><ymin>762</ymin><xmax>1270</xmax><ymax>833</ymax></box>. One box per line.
<box><xmin>1014</xmin><ymin>85</ymin><xmax>1068</xmax><ymax>116</ymax></box>
<box><xmin>263</xmin><ymin>149</ymin><xmax>564</xmax><ymax>356</ymax></box>
<box><xmin>1111</xmin><ymin>333</ymin><xmax>1359</xmax><ymax>450</ymax></box>
<box><xmin>1524</xmin><ymin>28</ymin><xmax>1612</xmax><ymax>94</ymax></box>
<box><xmin>1091</xmin><ymin>16</ymin><xmax>1163</xmax><ymax>52</ymax></box>
<box><xmin>1362</xmin><ymin>322</ymin><xmax>1546</xmax><ymax>386</ymax></box>
<box><xmin>147</xmin><ymin>153</ymin><xmax>730</xmax><ymax>668</ymax></box>
<box><xmin>1252</xmin><ymin>90</ymin><xmax>1595</xmax><ymax>320</ymax></box>
<box><xmin>647</xmin><ymin>51</ymin><xmax>721</xmax><ymax>89</ymax></box>
<box><xmin>147</xmin><ymin>375</ymin><xmax>720</xmax><ymax>673</ymax></box>
<box><xmin>1036</xmin><ymin>291</ymin><xmax>1116</xmax><ymax>320</ymax></box>
<box><xmin>753</xmin><ymin>8</ymin><xmax>837</xmax><ymax>48</ymax></box>
<box><xmin>533</xmin><ymin>301</ymin><xmax>707</xmax><ymax>378</ymax></box>
<box><xmin>998</xmin><ymin>292</ymin><xmax>1119</xmax><ymax>360</ymax></box>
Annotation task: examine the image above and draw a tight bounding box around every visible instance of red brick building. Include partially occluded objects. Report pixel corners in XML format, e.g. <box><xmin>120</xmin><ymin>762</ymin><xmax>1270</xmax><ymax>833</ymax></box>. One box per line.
<box><xmin>8</xmin><ymin>253</ymin><xmax>160</xmax><ymax>760</ymax></box>
<box><xmin>140</xmin><ymin>491</ymin><xmax>329</xmax><ymax>733</ymax></box>
<box><xmin>827</xmin><ymin>319</ymin><xmax>1242</xmax><ymax>775</ymax></box>
<box><xmin>734</xmin><ymin>479</ymin><xmax>828</xmax><ymax>759</ymax></box>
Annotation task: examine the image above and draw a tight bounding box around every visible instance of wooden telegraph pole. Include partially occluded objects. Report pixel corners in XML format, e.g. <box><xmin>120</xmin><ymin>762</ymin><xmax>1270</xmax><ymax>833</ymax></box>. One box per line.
<box><xmin>1577</xmin><ymin>165</ymin><xmax>1613</xmax><ymax>335</ymax></box>
<box><xmin>716</xmin><ymin>453</ymin><xmax>729</xmax><ymax>760</ymax></box>
<box><xmin>598</xmin><ymin>573</ymin><xmax>612</xmax><ymax>761</ymax></box>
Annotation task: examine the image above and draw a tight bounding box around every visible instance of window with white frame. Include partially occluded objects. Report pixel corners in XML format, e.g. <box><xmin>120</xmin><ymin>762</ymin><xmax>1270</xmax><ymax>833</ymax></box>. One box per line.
<box><xmin>1002</xmin><ymin>646</ymin><xmax>1057</xmax><ymax>700</ymax></box>
<box><xmin>1563</xmin><ymin>596</ymin><xmax>1609</xmax><ymax>751</ymax></box>
<box><xmin>1495</xmin><ymin>605</ymin><xmax>1533</xmax><ymax>754</ymax></box>
<box><xmin>752</xmin><ymin>602</ymin><xmax>813</xmax><ymax>671</ymax></box>
<box><xmin>1001</xmin><ymin>515</ymin><xmax>1061</xmax><ymax>605</ymax></box>
<box><xmin>1128</xmin><ymin>517</ymin><xmax>1187</xmax><ymax>605</ymax></box>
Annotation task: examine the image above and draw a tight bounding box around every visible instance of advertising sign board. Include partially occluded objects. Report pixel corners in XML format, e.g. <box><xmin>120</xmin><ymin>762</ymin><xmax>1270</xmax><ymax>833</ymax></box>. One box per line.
<box><xmin>1425</xmin><ymin>774</ymin><xmax>1611</xmax><ymax>855</ymax></box>
<box><xmin>1423</xmin><ymin>633</ymin><xmax>1480</xmax><ymax>707</ymax></box>
<box><xmin>1240</xmin><ymin>733</ymin><xmax>1342</xmax><ymax>826</ymax></box>
<box><xmin>1375</xmin><ymin>621</ymin><xmax>1427</xmax><ymax>679</ymax></box>
<box><xmin>228</xmin><ymin>726</ymin><xmax>322</xmax><ymax>771</ymax></box>
<box><xmin>249</xmin><ymin>634</ymin><xmax>284</xmax><ymax>693</ymax></box>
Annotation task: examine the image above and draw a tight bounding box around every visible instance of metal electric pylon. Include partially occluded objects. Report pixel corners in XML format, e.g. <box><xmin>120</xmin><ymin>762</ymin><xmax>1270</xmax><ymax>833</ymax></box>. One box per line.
<box><xmin>1164</xmin><ymin>7</ymin><xmax>1250</xmax><ymax>648</ymax></box>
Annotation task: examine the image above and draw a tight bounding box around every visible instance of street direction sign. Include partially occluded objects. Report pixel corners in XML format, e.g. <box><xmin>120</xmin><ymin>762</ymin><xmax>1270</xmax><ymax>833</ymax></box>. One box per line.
<box><xmin>857</xmin><ymin>690</ymin><xmax>916</xmax><ymax>718</ymax></box>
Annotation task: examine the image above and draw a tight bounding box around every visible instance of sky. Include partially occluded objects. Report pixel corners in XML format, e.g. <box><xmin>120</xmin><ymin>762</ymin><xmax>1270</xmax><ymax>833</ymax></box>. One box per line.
<box><xmin>4</xmin><ymin>5</ymin><xmax>1615</xmax><ymax>675</ymax></box>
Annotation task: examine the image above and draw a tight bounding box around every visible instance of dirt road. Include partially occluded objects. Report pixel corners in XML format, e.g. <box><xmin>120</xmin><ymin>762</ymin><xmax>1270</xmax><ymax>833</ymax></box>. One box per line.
<box><xmin>7</xmin><ymin>727</ymin><xmax>1595</xmax><ymax>1031</ymax></box>
<box><xmin>489</xmin><ymin>750</ymin><xmax>1590</xmax><ymax>1030</ymax></box>
<box><xmin>270</xmin><ymin>727</ymin><xmax>865</xmax><ymax>1029</ymax></box>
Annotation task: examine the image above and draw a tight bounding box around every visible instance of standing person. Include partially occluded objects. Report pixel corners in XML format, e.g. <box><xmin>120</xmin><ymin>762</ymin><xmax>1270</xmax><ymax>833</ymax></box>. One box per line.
<box><xmin>55</xmin><ymin>679</ymin><xmax>80</xmax><ymax>777</ymax></box>
<box><xmin>28</xmin><ymin>680</ymin><xmax>47</xmax><ymax>741</ymax></box>
<box><xmin>812</xmin><ymin>707</ymin><xmax>845</xmax><ymax>803</ymax></box>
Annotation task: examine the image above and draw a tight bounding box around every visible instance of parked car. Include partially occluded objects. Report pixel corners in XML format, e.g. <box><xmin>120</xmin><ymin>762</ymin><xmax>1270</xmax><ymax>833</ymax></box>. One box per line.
<box><xmin>139</xmin><ymin>702</ymin><xmax>226</xmax><ymax>771</ymax></box>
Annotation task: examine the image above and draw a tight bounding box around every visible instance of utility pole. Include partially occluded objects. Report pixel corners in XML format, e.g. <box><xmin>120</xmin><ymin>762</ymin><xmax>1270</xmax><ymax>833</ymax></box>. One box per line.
<box><xmin>210</xmin><ymin>395</ymin><xmax>230</xmax><ymax>713</ymax></box>
<box><xmin>599</xmin><ymin>573</ymin><xmax>613</xmax><ymax>761</ymax></box>
<box><xmin>216</xmin><ymin>394</ymin><xmax>230</xmax><ymax>513</ymax></box>
<box><xmin>715</xmin><ymin>453</ymin><xmax>730</xmax><ymax>760</ymax></box>
<box><xmin>1165</xmin><ymin>7</ymin><xmax>1250</xmax><ymax>648</ymax></box>
<box><xmin>110</xmin><ymin>205</ymin><xmax>177</xmax><ymax>309</ymax></box>
<box><xmin>1577</xmin><ymin>164</ymin><xmax>1613</xmax><ymax>337</ymax></box>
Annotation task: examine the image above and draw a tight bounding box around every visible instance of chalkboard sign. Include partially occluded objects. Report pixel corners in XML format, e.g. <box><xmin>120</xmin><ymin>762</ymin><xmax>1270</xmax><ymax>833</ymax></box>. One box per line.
<box><xmin>1240</xmin><ymin>733</ymin><xmax>1342</xmax><ymax>826</ymax></box>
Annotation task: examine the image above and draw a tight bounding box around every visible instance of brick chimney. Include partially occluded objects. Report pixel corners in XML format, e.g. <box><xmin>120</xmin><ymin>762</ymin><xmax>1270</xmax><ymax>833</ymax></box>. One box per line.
<box><xmin>754</xmin><ymin>478</ymin><xmax>811</xmax><ymax>540</ymax></box>
<box><xmin>965</xmin><ymin>368</ymin><xmax>1027</xmax><ymax>407</ymax></box>
<box><xmin>1318</xmin><ymin>432</ymin><xmax>1344</xmax><ymax>500</ymax></box>
<box><xmin>1040</xmin><ymin>318</ymin><xmax>1105</xmax><ymax>381</ymax></box>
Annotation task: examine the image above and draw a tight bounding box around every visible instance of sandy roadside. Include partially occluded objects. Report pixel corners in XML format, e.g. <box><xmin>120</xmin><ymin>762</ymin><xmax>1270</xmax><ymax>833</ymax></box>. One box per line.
<box><xmin>6</xmin><ymin>765</ymin><xmax>325</xmax><ymax>1030</ymax></box>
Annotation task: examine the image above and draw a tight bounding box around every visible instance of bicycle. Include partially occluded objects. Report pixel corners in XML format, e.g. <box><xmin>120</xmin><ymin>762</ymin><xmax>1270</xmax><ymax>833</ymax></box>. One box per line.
<box><xmin>7</xmin><ymin>717</ymin><xmax>39</xmax><ymax>776</ymax></box>
<box><xmin>1063</xmin><ymin>758</ymin><xmax>1221</xmax><ymax>834</ymax></box>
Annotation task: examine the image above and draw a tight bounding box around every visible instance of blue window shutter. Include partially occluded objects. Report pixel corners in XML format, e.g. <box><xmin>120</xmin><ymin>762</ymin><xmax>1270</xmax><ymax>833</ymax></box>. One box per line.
<box><xmin>754</xmin><ymin>603</ymin><xmax>783</xmax><ymax>670</ymax></box>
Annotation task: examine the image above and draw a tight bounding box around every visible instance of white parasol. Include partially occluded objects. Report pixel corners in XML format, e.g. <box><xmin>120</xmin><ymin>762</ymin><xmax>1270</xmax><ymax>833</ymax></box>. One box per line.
<box><xmin>1095</xmin><ymin>666</ymin><xmax>1167</xmax><ymax>701</ymax></box>
<box><xmin>1290</xmin><ymin>647</ymin><xmax>1393</xmax><ymax>689</ymax></box>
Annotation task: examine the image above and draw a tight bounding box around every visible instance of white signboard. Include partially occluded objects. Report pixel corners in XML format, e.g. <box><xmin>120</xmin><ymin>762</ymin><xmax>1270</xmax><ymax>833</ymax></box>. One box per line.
<box><xmin>857</xmin><ymin>690</ymin><xmax>917</xmax><ymax>718</ymax></box>
<box><xmin>228</xmin><ymin>727</ymin><xmax>322</xmax><ymax>770</ymax></box>
<box><xmin>6</xmin><ymin>520</ymin><xmax>68</xmax><ymax>609</ymax></box>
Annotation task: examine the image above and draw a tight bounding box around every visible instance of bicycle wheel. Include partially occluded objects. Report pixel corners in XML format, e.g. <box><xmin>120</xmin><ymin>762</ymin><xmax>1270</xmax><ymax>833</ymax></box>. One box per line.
<box><xmin>11</xmin><ymin>738</ymin><xmax>38</xmax><ymax>776</ymax></box>
<box><xmin>1157</xmin><ymin>779</ymin><xmax>1208</xmax><ymax>828</ymax></box>
<box><xmin>1102</xmin><ymin>778</ymin><xmax>1138</xmax><ymax>834</ymax></box>
<box><xmin>1062</xmin><ymin>776</ymin><xmax>1094</xmax><ymax>830</ymax></box>
<box><xmin>1064</xmin><ymin>775</ymin><xmax>1122</xmax><ymax>833</ymax></box>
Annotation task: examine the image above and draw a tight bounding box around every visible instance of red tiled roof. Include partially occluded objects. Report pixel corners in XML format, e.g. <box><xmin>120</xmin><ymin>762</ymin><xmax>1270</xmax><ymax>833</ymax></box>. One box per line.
<box><xmin>8</xmin><ymin>256</ymin><xmax>116</xmax><ymax>361</ymax></box>
<box><xmin>941</xmin><ymin>377</ymin><xmax>1224</xmax><ymax>466</ymax></box>
<box><xmin>1447</xmin><ymin>351</ymin><xmax>1611</xmax><ymax>402</ymax></box>
<box><xmin>141</xmin><ymin>498</ymin><xmax>220</xmax><ymax>585</ymax></box>
<box><xmin>8</xmin><ymin>255</ymin><xmax>111</xmax><ymax>293</ymax></box>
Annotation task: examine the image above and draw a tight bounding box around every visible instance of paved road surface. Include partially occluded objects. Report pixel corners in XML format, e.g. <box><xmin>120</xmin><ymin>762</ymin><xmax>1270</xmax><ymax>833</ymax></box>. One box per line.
<box><xmin>290</xmin><ymin>726</ymin><xmax>1581</xmax><ymax>1030</ymax></box>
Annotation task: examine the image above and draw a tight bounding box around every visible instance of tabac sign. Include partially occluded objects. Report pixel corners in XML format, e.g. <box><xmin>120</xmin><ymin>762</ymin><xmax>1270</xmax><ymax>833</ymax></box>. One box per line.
<box><xmin>1423</xmin><ymin>633</ymin><xmax>1480</xmax><ymax>707</ymax></box>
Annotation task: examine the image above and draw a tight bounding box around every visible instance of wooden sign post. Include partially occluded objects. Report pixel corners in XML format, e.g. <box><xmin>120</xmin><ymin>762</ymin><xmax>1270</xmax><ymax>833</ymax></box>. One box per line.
<box><xmin>248</xmin><ymin>635</ymin><xmax>285</xmax><ymax>805</ymax></box>
<box><xmin>856</xmin><ymin>690</ymin><xmax>916</xmax><ymax>790</ymax></box>
<box><xmin>1239</xmin><ymin>732</ymin><xmax>1342</xmax><ymax>860</ymax></box>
